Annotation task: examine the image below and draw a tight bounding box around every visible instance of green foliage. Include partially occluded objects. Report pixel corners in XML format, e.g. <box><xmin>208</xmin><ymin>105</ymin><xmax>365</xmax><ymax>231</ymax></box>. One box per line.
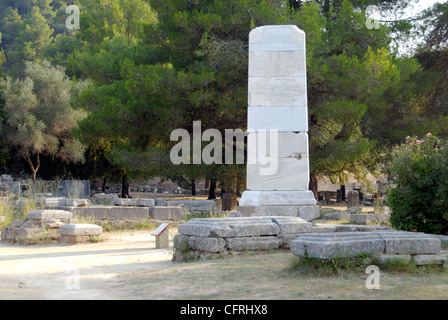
<box><xmin>0</xmin><ymin>60</ymin><xmax>87</xmax><ymax>180</ymax></box>
<box><xmin>386</xmin><ymin>134</ymin><xmax>448</xmax><ymax>235</ymax></box>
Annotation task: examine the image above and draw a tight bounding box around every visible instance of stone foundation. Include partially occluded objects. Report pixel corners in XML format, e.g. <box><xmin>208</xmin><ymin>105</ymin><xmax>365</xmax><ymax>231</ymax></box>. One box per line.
<box><xmin>173</xmin><ymin>216</ymin><xmax>312</xmax><ymax>260</ymax></box>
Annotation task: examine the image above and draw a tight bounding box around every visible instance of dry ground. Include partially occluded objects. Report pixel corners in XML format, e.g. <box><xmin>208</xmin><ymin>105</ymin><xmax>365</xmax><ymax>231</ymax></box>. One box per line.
<box><xmin>0</xmin><ymin>228</ymin><xmax>447</xmax><ymax>300</ymax></box>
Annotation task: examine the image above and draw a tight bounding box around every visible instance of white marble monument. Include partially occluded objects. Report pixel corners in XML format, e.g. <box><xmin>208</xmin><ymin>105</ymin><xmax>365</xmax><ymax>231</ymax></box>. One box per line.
<box><xmin>238</xmin><ymin>25</ymin><xmax>319</xmax><ymax>221</ymax></box>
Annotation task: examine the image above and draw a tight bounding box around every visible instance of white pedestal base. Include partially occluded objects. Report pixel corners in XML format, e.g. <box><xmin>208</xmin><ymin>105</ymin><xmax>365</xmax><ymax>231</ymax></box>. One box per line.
<box><xmin>238</xmin><ymin>190</ymin><xmax>320</xmax><ymax>221</ymax></box>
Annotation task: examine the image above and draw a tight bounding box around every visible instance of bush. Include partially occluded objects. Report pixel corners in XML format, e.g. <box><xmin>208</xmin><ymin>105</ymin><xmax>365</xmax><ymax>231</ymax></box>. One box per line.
<box><xmin>385</xmin><ymin>133</ymin><xmax>448</xmax><ymax>234</ymax></box>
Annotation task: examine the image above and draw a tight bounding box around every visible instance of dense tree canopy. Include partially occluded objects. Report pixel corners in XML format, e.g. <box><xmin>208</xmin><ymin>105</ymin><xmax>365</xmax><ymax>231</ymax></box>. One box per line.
<box><xmin>0</xmin><ymin>0</ymin><xmax>446</xmax><ymax>198</ymax></box>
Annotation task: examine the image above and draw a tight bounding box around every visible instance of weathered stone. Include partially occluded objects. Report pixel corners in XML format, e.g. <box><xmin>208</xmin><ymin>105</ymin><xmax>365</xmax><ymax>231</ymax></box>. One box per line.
<box><xmin>228</xmin><ymin>211</ymin><xmax>242</xmax><ymax>217</ymax></box>
<box><xmin>1</xmin><ymin>227</ymin><xmax>40</xmax><ymax>242</ymax></box>
<box><xmin>278</xmin><ymin>234</ymin><xmax>303</xmax><ymax>248</ymax></box>
<box><xmin>347</xmin><ymin>190</ymin><xmax>359</xmax><ymax>208</ymax></box>
<box><xmin>72</xmin><ymin>206</ymin><xmax>149</xmax><ymax>221</ymax></box>
<box><xmin>188</xmin><ymin>236</ymin><xmax>226</xmax><ymax>253</ymax></box>
<box><xmin>329</xmin><ymin>224</ymin><xmax>391</xmax><ymax>232</ymax></box>
<box><xmin>377</xmin><ymin>254</ymin><xmax>411</xmax><ymax>264</ymax></box>
<box><xmin>238</xmin><ymin>205</ymin><xmax>320</xmax><ymax>221</ymax></box>
<box><xmin>58</xmin><ymin>235</ymin><xmax>94</xmax><ymax>244</ymax></box>
<box><xmin>173</xmin><ymin>234</ymin><xmax>190</xmax><ymax>251</ymax></box>
<box><xmin>59</xmin><ymin>224</ymin><xmax>103</xmax><ymax>236</ymax></box>
<box><xmin>320</xmin><ymin>211</ymin><xmax>351</xmax><ymax>221</ymax></box>
<box><xmin>178</xmin><ymin>217</ymin><xmax>280</xmax><ymax>238</ymax></box>
<box><xmin>225</xmin><ymin>236</ymin><xmax>281</xmax><ymax>251</ymax></box>
<box><xmin>350</xmin><ymin>213</ymin><xmax>390</xmax><ymax>225</ymax></box>
<box><xmin>312</xmin><ymin>225</ymin><xmax>337</xmax><ymax>233</ymax></box>
<box><xmin>113</xmin><ymin>198</ymin><xmax>155</xmax><ymax>207</ymax></box>
<box><xmin>290</xmin><ymin>232</ymin><xmax>386</xmax><ymax>259</ymax></box>
<box><xmin>92</xmin><ymin>193</ymin><xmax>120</xmax><ymax>205</ymax></box>
<box><xmin>150</xmin><ymin>206</ymin><xmax>183</xmax><ymax>220</ymax></box>
<box><xmin>290</xmin><ymin>231</ymin><xmax>442</xmax><ymax>259</ymax></box>
<box><xmin>26</xmin><ymin>210</ymin><xmax>73</xmax><ymax>220</ymax></box>
<box><xmin>10</xmin><ymin>219</ymin><xmax>26</xmax><ymax>228</ymax></box>
<box><xmin>167</xmin><ymin>200</ymin><xmax>218</xmax><ymax>213</ymax></box>
<box><xmin>271</xmin><ymin>216</ymin><xmax>312</xmax><ymax>234</ymax></box>
<box><xmin>412</xmin><ymin>254</ymin><xmax>447</xmax><ymax>266</ymax></box>
<box><xmin>378</xmin><ymin>231</ymin><xmax>441</xmax><ymax>255</ymax></box>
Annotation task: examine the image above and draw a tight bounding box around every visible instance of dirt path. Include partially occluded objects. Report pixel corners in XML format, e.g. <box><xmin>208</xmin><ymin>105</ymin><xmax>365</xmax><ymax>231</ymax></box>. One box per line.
<box><xmin>0</xmin><ymin>229</ymin><xmax>175</xmax><ymax>300</ymax></box>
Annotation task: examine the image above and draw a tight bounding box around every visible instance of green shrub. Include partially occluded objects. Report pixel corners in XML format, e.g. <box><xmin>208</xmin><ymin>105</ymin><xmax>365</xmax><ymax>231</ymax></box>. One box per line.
<box><xmin>385</xmin><ymin>134</ymin><xmax>448</xmax><ymax>235</ymax></box>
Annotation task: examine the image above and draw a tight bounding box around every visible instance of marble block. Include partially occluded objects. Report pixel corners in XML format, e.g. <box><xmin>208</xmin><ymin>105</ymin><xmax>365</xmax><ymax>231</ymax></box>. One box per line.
<box><xmin>239</xmin><ymin>190</ymin><xmax>316</xmax><ymax>206</ymax></box>
<box><xmin>249</xmin><ymin>25</ymin><xmax>306</xmax><ymax>52</ymax></box>
<box><xmin>246</xmin><ymin>157</ymin><xmax>309</xmax><ymax>191</ymax></box>
<box><xmin>248</xmin><ymin>106</ymin><xmax>308</xmax><ymax>132</ymax></box>
<box><xmin>249</xmin><ymin>76</ymin><xmax>307</xmax><ymax>107</ymax></box>
<box><xmin>246</xmin><ymin>131</ymin><xmax>308</xmax><ymax>161</ymax></box>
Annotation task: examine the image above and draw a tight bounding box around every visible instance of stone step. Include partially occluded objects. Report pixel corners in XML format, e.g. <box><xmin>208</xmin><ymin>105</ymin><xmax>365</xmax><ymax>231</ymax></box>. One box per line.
<box><xmin>290</xmin><ymin>231</ymin><xmax>442</xmax><ymax>259</ymax></box>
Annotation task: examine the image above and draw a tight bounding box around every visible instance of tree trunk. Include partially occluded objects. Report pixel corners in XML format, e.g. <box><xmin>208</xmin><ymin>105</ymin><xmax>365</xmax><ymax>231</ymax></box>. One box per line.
<box><xmin>102</xmin><ymin>176</ymin><xmax>107</xmax><ymax>192</ymax></box>
<box><xmin>191</xmin><ymin>178</ymin><xmax>196</xmax><ymax>196</ymax></box>
<box><xmin>208</xmin><ymin>177</ymin><xmax>216</xmax><ymax>199</ymax></box>
<box><xmin>121</xmin><ymin>173</ymin><xmax>129</xmax><ymax>198</ymax></box>
<box><xmin>25</xmin><ymin>153</ymin><xmax>40</xmax><ymax>181</ymax></box>
<box><xmin>309</xmin><ymin>172</ymin><xmax>318</xmax><ymax>201</ymax></box>
<box><xmin>222</xmin><ymin>192</ymin><xmax>237</xmax><ymax>211</ymax></box>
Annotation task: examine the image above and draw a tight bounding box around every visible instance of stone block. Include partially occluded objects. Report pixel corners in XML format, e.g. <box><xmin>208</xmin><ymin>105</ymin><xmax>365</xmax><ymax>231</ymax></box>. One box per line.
<box><xmin>166</xmin><ymin>200</ymin><xmax>219</xmax><ymax>214</ymax></box>
<box><xmin>113</xmin><ymin>198</ymin><xmax>155</xmax><ymax>207</ymax></box>
<box><xmin>238</xmin><ymin>204</ymin><xmax>319</xmax><ymax>222</ymax></box>
<box><xmin>188</xmin><ymin>236</ymin><xmax>226</xmax><ymax>253</ymax></box>
<box><xmin>378</xmin><ymin>231</ymin><xmax>441</xmax><ymax>255</ymax></box>
<box><xmin>72</xmin><ymin>206</ymin><xmax>149</xmax><ymax>221</ymax></box>
<box><xmin>249</xmin><ymin>76</ymin><xmax>307</xmax><ymax>107</ymax></box>
<box><xmin>246</xmin><ymin>157</ymin><xmax>309</xmax><ymax>191</ymax></box>
<box><xmin>278</xmin><ymin>234</ymin><xmax>302</xmax><ymax>249</ymax></box>
<box><xmin>178</xmin><ymin>217</ymin><xmax>280</xmax><ymax>238</ymax></box>
<box><xmin>239</xmin><ymin>190</ymin><xmax>317</xmax><ymax>206</ymax></box>
<box><xmin>150</xmin><ymin>206</ymin><xmax>183</xmax><ymax>220</ymax></box>
<box><xmin>59</xmin><ymin>224</ymin><xmax>103</xmax><ymax>236</ymax></box>
<box><xmin>321</xmin><ymin>211</ymin><xmax>351</xmax><ymax>221</ymax></box>
<box><xmin>246</xmin><ymin>131</ymin><xmax>309</xmax><ymax>160</ymax></box>
<box><xmin>347</xmin><ymin>190</ymin><xmax>360</xmax><ymax>207</ymax></box>
<box><xmin>225</xmin><ymin>236</ymin><xmax>281</xmax><ymax>251</ymax></box>
<box><xmin>271</xmin><ymin>216</ymin><xmax>312</xmax><ymax>234</ymax></box>
<box><xmin>350</xmin><ymin>213</ymin><xmax>390</xmax><ymax>225</ymax></box>
<box><xmin>26</xmin><ymin>210</ymin><xmax>73</xmax><ymax>220</ymax></box>
<box><xmin>92</xmin><ymin>193</ymin><xmax>120</xmax><ymax>205</ymax></box>
<box><xmin>1</xmin><ymin>227</ymin><xmax>41</xmax><ymax>242</ymax></box>
<box><xmin>173</xmin><ymin>234</ymin><xmax>190</xmax><ymax>251</ymax></box>
<box><xmin>290</xmin><ymin>232</ymin><xmax>386</xmax><ymax>259</ymax></box>
<box><xmin>329</xmin><ymin>224</ymin><xmax>392</xmax><ymax>232</ymax></box>
<box><xmin>154</xmin><ymin>198</ymin><xmax>167</xmax><ymax>206</ymax></box>
<box><xmin>412</xmin><ymin>254</ymin><xmax>447</xmax><ymax>266</ymax></box>
<box><xmin>377</xmin><ymin>254</ymin><xmax>411</xmax><ymax>264</ymax></box>
<box><xmin>228</xmin><ymin>211</ymin><xmax>242</xmax><ymax>217</ymax></box>
<box><xmin>247</xmin><ymin>106</ymin><xmax>308</xmax><ymax>132</ymax></box>
<box><xmin>249</xmin><ymin>25</ymin><xmax>305</xmax><ymax>53</ymax></box>
<box><xmin>312</xmin><ymin>225</ymin><xmax>337</xmax><ymax>233</ymax></box>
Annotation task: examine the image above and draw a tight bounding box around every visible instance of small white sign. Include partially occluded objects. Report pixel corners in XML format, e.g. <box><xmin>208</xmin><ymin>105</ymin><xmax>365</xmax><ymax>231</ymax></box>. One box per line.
<box><xmin>152</xmin><ymin>223</ymin><xmax>170</xmax><ymax>237</ymax></box>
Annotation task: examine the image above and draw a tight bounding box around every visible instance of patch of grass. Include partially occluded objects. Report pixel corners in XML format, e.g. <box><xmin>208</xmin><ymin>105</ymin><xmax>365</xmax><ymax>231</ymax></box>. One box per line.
<box><xmin>289</xmin><ymin>255</ymin><xmax>371</xmax><ymax>277</ymax></box>
<box><xmin>27</xmin><ymin>228</ymin><xmax>59</xmax><ymax>245</ymax></box>
<box><xmin>0</xmin><ymin>195</ymin><xmax>27</xmax><ymax>229</ymax></box>
<box><xmin>289</xmin><ymin>253</ymin><xmax>447</xmax><ymax>277</ymax></box>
